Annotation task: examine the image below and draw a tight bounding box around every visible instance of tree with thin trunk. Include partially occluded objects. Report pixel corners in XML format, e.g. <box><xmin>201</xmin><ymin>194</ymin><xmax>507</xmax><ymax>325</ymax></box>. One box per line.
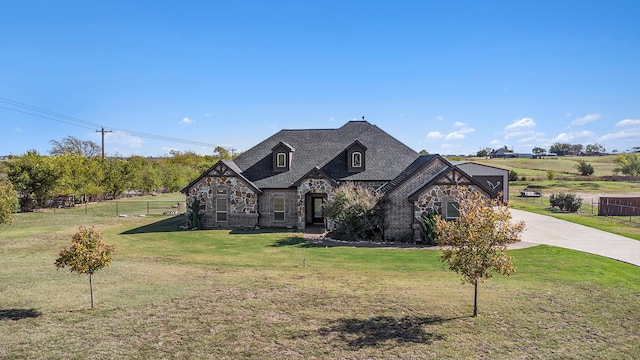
<box><xmin>55</xmin><ymin>226</ymin><xmax>115</xmax><ymax>308</ymax></box>
<box><xmin>435</xmin><ymin>187</ymin><xmax>525</xmax><ymax>317</ymax></box>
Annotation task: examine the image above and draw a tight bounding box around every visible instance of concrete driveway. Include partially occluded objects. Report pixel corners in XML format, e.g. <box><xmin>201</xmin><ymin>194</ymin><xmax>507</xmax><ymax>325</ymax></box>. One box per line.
<box><xmin>510</xmin><ymin>209</ymin><xmax>640</xmax><ymax>267</ymax></box>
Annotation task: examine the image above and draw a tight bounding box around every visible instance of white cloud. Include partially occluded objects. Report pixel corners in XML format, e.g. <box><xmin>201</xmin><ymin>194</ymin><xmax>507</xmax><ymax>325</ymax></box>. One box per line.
<box><xmin>445</xmin><ymin>132</ymin><xmax>465</xmax><ymax>140</ymax></box>
<box><xmin>505</xmin><ymin>130</ymin><xmax>535</xmax><ymax>139</ymax></box>
<box><xmin>571</xmin><ymin>113</ymin><xmax>600</xmax><ymax>126</ymax></box>
<box><xmin>599</xmin><ymin>129</ymin><xmax>640</xmax><ymax>142</ymax></box>
<box><xmin>105</xmin><ymin>131</ymin><xmax>143</xmax><ymax>148</ymax></box>
<box><xmin>427</xmin><ymin>131</ymin><xmax>444</xmax><ymax>139</ymax></box>
<box><xmin>551</xmin><ymin>130</ymin><xmax>595</xmax><ymax>143</ymax></box>
<box><xmin>505</xmin><ymin>118</ymin><xmax>536</xmax><ymax>131</ymax></box>
<box><xmin>436</xmin><ymin>116</ymin><xmax>444</xmax><ymax>121</ymax></box>
<box><xmin>180</xmin><ymin>117</ymin><xmax>195</xmax><ymax>124</ymax></box>
<box><xmin>204</xmin><ymin>113</ymin><xmax>211</xmax><ymax>117</ymax></box>
<box><xmin>566</xmin><ymin>112</ymin><xmax>572</xmax><ymax>118</ymax></box>
<box><xmin>13</xmin><ymin>127</ymin><xmax>25</xmax><ymax>133</ymax></box>
<box><xmin>454</xmin><ymin>121</ymin><xmax>465</xmax><ymax>127</ymax></box>
<box><xmin>490</xmin><ymin>139</ymin><xmax>501</xmax><ymax>146</ymax></box>
<box><xmin>459</xmin><ymin>127</ymin><xmax>475</xmax><ymax>134</ymax></box>
<box><xmin>616</xmin><ymin>119</ymin><xmax>640</xmax><ymax>127</ymax></box>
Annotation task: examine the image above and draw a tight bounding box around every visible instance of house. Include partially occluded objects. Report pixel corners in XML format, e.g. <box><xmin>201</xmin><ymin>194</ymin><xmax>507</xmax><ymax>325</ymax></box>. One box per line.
<box><xmin>182</xmin><ymin>120</ymin><xmax>508</xmax><ymax>241</ymax></box>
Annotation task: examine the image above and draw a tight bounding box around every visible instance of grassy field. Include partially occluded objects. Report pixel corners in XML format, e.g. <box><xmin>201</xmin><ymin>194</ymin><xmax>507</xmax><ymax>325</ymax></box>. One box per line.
<box><xmin>472</xmin><ymin>155</ymin><xmax>622</xmax><ymax>180</ymax></box>
<box><xmin>1</xmin><ymin>196</ymin><xmax>639</xmax><ymax>359</ymax></box>
<box><xmin>468</xmin><ymin>156</ymin><xmax>640</xmax><ymax>240</ymax></box>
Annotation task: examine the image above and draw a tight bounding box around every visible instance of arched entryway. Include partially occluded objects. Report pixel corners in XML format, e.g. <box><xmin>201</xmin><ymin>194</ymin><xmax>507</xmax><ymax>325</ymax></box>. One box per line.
<box><xmin>305</xmin><ymin>193</ymin><xmax>327</xmax><ymax>226</ymax></box>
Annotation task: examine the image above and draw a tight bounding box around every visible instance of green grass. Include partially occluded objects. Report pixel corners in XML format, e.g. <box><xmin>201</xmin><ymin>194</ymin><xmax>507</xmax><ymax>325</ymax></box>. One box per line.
<box><xmin>472</xmin><ymin>155</ymin><xmax>622</xmax><ymax>180</ymax></box>
<box><xmin>1</xmin><ymin>196</ymin><xmax>639</xmax><ymax>359</ymax></box>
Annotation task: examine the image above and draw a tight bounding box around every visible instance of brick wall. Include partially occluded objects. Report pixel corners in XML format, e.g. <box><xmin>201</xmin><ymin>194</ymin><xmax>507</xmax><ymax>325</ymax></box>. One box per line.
<box><xmin>258</xmin><ymin>189</ymin><xmax>298</xmax><ymax>228</ymax></box>
<box><xmin>384</xmin><ymin>158</ymin><xmax>449</xmax><ymax>241</ymax></box>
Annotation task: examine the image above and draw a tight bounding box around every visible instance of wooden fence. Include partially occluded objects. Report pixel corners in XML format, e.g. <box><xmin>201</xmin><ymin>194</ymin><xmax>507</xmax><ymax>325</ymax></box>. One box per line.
<box><xmin>598</xmin><ymin>197</ymin><xmax>640</xmax><ymax>216</ymax></box>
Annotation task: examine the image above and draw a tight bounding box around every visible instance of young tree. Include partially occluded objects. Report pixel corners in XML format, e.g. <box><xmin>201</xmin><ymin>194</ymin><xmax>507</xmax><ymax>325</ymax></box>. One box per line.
<box><xmin>435</xmin><ymin>188</ymin><xmax>525</xmax><ymax>317</ymax></box>
<box><xmin>614</xmin><ymin>153</ymin><xmax>640</xmax><ymax>177</ymax></box>
<box><xmin>55</xmin><ymin>226</ymin><xmax>115</xmax><ymax>308</ymax></box>
<box><xmin>0</xmin><ymin>179</ymin><xmax>19</xmax><ymax>225</ymax></box>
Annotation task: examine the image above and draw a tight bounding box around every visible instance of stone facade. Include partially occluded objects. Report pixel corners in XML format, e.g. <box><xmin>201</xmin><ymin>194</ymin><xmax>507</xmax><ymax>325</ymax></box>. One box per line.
<box><xmin>411</xmin><ymin>185</ymin><xmax>480</xmax><ymax>240</ymax></box>
<box><xmin>186</xmin><ymin>173</ymin><xmax>259</xmax><ymax>229</ymax></box>
<box><xmin>296</xmin><ymin>178</ymin><xmax>335</xmax><ymax>229</ymax></box>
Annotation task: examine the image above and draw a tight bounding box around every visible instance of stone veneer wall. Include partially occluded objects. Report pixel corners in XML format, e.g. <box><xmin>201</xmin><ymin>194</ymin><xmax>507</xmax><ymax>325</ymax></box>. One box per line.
<box><xmin>186</xmin><ymin>175</ymin><xmax>258</xmax><ymax>229</ymax></box>
<box><xmin>384</xmin><ymin>158</ymin><xmax>449</xmax><ymax>241</ymax></box>
<box><xmin>258</xmin><ymin>189</ymin><xmax>298</xmax><ymax>228</ymax></box>
<box><xmin>296</xmin><ymin>178</ymin><xmax>335</xmax><ymax>229</ymax></box>
<box><xmin>411</xmin><ymin>185</ymin><xmax>478</xmax><ymax>240</ymax></box>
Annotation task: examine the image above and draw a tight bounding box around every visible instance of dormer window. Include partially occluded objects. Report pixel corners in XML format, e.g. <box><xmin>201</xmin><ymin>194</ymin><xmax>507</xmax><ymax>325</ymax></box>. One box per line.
<box><xmin>346</xmin><ymin>140</ymin><xmax>367</xmax><ymax>173</ymax></box>
<box><xmin>352</xmin><ymin>152</ymin><xmax>362</xmax><ymax>168</ymax></box>
<box><xmin>276</xmin><ymin>153</ymin><xmax>286</xmax><ymax>168</ymax></box>
<box><xmin>272</xmin><ymin>141</ymin><xmax>295</xmax><ymax>172</ymax></box>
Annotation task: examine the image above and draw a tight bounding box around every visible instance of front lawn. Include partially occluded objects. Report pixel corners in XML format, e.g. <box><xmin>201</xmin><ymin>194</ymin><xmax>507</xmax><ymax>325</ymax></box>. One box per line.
<box><xmin>1</xmin><ymin>205</ymin><xmax>638</xmax><ymax>359</ymax></box>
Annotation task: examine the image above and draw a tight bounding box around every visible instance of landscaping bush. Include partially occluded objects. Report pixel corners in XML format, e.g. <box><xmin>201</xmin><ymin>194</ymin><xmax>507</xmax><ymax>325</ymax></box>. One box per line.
<box><xmin>576</xmin><ymin>160</ymin><xmax>595</xmax><ymax>176</ymax></box>
<box><xmin>324</xmin><ymin>182</ymin><xmax>384</xmax><ymax>241</ymax></box>
<box><xmin>419</xmin><ymin>208</ymin><xmax>438</xmax><ymax>245</ymax></box>
<box><xmin>549</xmin><ymin>193</ymin><xmax>583</xmax><ymax>212</ymax></box>
<box><xmin>509</xmin><ymin>170</ymin><xmax>518</xmax><ymax>181</ymax></box>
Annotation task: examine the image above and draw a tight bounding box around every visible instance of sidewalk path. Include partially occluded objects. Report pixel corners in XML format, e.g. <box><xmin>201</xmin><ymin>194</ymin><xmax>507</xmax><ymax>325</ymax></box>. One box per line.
<box><xmin>510</xmin><ymin>209</ymin><xmax>640</xmax><ymax>267</ymax></box>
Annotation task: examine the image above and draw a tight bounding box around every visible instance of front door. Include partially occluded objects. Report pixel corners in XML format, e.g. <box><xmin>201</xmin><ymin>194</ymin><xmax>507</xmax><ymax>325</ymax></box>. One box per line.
<box><xmin>312</xmin><ymin>197</ymin><xmax>324</xmax><ymax>224</ymax></box>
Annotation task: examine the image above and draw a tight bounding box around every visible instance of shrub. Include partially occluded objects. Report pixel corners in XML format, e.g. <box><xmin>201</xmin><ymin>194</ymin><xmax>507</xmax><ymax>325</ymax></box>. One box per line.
<box><xmin>508</xmin><ymin>170</ymin><xmax>518</xmax><ymax>181</ymax></box>
<box><xmin>187</xmin><ymin>198</ymin><xmax>203</xmax><ymax>229</ymax></box>
<box><xmin>324</xmin><ymin>182</ymin><xmax>383</xmax><ymax>241</ymax></box>
<box><xmin>520</xmin><ymin>176</ymin><xmax>527</xmax><ymax>181</ymax></box>
<box><xmin>546</xmin><ymin>170</ymin><xmax>556</xmax><ymax>180</ymax></box>
<box><xmin>419</xmin><ymin>208</ymin><xmax>438</xmax><ymax>245</ymax></box>
<box><xmin>549</xmin><ymin>193</ymin><xmax>583</xmax><ymax>212</ymax></box>
<box><xmin>576</xmin><ymin>160</ymin><xmax>595</xmax><ymax>176</ymax></box>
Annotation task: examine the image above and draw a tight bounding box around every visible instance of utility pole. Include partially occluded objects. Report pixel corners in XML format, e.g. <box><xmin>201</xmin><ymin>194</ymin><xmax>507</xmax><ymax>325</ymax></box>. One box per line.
<box><xmin>230</xmin><ymin>147</ymin><xmax>237</xmax><ymax>158</ymax></box>
<box><xmin>96</xmin><ymin>127</ymin><xmax>112</xmax><ymax>160</ymax></box>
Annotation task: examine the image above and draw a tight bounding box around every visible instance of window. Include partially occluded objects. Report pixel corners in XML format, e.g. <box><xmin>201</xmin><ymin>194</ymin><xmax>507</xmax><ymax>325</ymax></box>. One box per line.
<box><xmin>352</xmin><ymin>152</ymin><xmax>362</xmax><ymax>168</ymax></box>
<box><xmin>446</xmin><ymin>201</ymin><xmax>460</xmax><ymax>220</ymax></box>
<box><xmin>274</xmin><ymin>197</ymin><xmax>285</xmax><ymax>222</ymax></box>
<box><xmin>216</xmin><ymin>189</ymin><xmax>228</xmax><ymax>222</ymax></box>
<box><xmin>276</xmin><ymin>153</ymin><xmax>286</xmax><ymax>167</ymax></box>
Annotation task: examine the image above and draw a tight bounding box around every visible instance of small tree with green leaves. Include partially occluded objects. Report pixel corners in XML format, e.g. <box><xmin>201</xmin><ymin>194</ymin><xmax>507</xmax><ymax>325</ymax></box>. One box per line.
<box><xmin>55</xmin><ymin>226</ymin><xmax>115</xmax><ymax>308</ymax></box>
<box><xmin>576</xmin><ymin>160</ymin><xmax>595</xmax><ymax>176</ymax></box>
<box><xmin>436</xmin><ymin>188</ymin><xmax>525</xmax><ymax>317</ymax></box>
<box><xmin>0</xmin><ymin>179</ymin><xmax>19</xmax><ymax>225</ymax></box>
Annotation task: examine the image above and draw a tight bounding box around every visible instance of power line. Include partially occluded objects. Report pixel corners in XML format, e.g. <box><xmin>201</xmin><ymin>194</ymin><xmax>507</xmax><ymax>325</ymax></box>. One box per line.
<box><xmin>0</xmin><ymin>97</ymin><xmax>222</xmax><ymax>149</ymax></box>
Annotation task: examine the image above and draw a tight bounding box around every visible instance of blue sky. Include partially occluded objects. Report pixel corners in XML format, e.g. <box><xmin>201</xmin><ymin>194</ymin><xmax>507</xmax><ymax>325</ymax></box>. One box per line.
<box><xmin>2</xmin><ymin>1</ymin><xmax>639</xmax><ymax>157</ymax></box>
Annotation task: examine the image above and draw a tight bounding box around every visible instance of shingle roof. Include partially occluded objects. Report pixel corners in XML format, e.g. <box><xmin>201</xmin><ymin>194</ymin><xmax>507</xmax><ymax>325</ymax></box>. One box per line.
<box><xmin>377</xmin><ymin>154</ymin><xmax>445</xmax><ymax>193</ymax></box>
<box><xmin>231</xmin><ymin>120</ymin><xmax>419</xmax><ymax>189</ymax></box>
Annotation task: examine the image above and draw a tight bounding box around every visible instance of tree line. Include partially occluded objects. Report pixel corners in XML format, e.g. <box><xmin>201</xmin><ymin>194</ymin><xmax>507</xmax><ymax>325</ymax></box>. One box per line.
<box><xmin>1</xmin><ymin>136</ymin><xmax>234</xmax><ymax>211</ymax></box>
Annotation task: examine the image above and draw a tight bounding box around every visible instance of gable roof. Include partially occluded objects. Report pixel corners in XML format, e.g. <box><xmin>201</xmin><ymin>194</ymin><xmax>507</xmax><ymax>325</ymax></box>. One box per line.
<box><xmin>180</xmin><ymin>160</ymin><xmax>262</xmax><ymax>194</ymax></box>
<box><xmin>406</xmin><ymin>165</ymin><xmax>493</xmax><ymax>201</ymax></box>
<box><xmin>377</xmin><ymin>154</ymin><xmax>447</xmax><ymax>193</ymax></box>
<box><xmin>231</xmin><ymin>120</ymin><xmax>419</xmax><ymax>189</ymax></box>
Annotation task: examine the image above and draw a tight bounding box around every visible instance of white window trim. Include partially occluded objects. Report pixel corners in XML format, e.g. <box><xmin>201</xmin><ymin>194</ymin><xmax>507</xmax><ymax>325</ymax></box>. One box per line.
<box><xmin>352</xmin><ymin>152</ymin><xmax>362</xmax><ymax>168</ymax></box>
<box><xmin>216</xmin><ymin>189</ymin><xmax>228</xmax><ymax>222</ymax></box>
<box><xmin>445</xmin><ymin>201</ymin><xmax>460</xmax><ymax>220</ymax></box>
<box><xmin>274</xmin><ymin>197</ymin><xmax>285</xmax><ymax>222</ymax></box>
<box><xmin>276</xmin><ymin>153</ymin><xmax>287</xmax><ymax>167</ymax></box>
